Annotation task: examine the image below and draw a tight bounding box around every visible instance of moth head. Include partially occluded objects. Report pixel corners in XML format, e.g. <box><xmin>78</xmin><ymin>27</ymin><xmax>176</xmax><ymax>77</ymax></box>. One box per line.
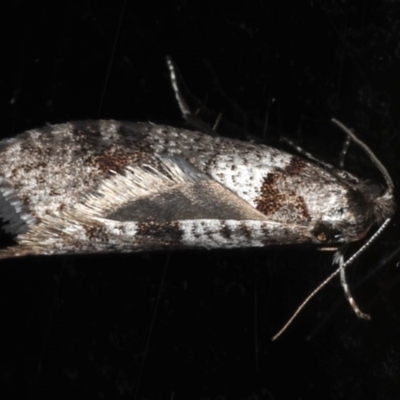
<box><xmin>356</xmin><ymin>181</ymin><xmax>395</xmax><ymax>223</ymax></box>
<box><xmin>315</xmin><ymin>181</ymin><xmax>394</xmax><ymax>244</ymax></box>
<box><xmin>314</xmin><ymin>119</ymin><xmax>395</xmax><ymax>245</ymax></box>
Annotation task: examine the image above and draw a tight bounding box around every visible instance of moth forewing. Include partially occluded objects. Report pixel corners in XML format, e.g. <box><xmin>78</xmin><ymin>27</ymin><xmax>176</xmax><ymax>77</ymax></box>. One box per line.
<box><xmin>0</xmin><ymin>120</ymin><xmax>394</xmax><ymax>256</ymax></box>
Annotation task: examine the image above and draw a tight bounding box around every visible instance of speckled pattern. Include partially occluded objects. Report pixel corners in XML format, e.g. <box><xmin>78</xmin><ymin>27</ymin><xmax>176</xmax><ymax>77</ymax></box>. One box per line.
<box><xmin>0</xmin><ymin>120</ymin><xmax>394</xmax><ymax>258</ymax></box>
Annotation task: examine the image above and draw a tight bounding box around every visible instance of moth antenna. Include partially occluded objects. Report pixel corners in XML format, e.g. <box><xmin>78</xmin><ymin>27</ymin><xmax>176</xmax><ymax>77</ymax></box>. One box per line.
<box><xmin>338</xmin><ymin>253</ymin><xmax>370</xmax><ymax>320</ymax></box>
<box><xmin>166</xmin><ymin>55</ymin><xmax>192</xmax><ymax>117</ymax></box>
<box><xmin>213</xmin><ymin>112</ymin><xmax>223</xmax><ymax>131</ymax></box>
<box><xmin>272</xmin><ymin>217</ymin><xmax>392</xmax><ymax>341</ymax></box>
<box><xmin>271</xmin><ymin>267</ymin><xmax>342</xmax><ymax>341</ymax></box>
<box><xmin>337</xmin><ymin>217</ymin><xmax>392</xmax><ymax>317</ymax></box>
<box><xmin>331</xmin><ymin>119</ymin><xmax>394</xmax><ymax>191</ymax></box>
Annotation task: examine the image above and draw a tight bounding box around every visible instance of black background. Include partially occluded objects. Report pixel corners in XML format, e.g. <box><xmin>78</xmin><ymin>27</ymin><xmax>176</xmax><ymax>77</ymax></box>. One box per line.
<box><xmin>1</xmin><ymin>1</ymin><xmax>400</xmax><ymax>399</ymax></box>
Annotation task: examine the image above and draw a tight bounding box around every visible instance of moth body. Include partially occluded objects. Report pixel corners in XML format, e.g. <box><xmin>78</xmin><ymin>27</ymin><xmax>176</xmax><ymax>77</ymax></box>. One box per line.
<box><xmin>0</xmin><ymin>120</ymin><xmax>394</xmax><ymax>258</ymax></box>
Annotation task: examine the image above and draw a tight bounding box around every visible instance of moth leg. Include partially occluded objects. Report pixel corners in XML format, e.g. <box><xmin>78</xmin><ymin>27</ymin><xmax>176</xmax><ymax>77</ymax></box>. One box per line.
<box><xmin>201</xmin><ymin>59</ymin><xmax>250</xmax><ymax>129</ymax></box>
<box><xmin>213</xmin><ymin>112</ymin><xmax>223</xmax><ymax>131</ymax></box>
<box><xmin>338</xmin><ymin>255</ymin><xmax>371</xmax><ymax>320</ymax></box>
<box><xmin>202</xmin><ymin>59</ymin><xmax>279</xmax><ymax>142</ymax></box>
<box><xmin>281</xmin><ymin>125</ymin><xmax>353</xmax><ymax>170</ymax></box>
<box><xmin>166</xmin><ymin>56</ymin><xmax>218</xmax><ymax>136</ymax></box>
<box><xmin>280</xmin><ymin>136</ymin><xmax>335</xmax><ymax>170</ymax></box>
<box><xmin>166</xmin><ymin>56</ymin><xmax>259</xmax><ymax>141</ymax></box>
<box><xmin>339</xmin><ymin>135</ymin><xmax>351</xmax><ymax>168</ymax></box>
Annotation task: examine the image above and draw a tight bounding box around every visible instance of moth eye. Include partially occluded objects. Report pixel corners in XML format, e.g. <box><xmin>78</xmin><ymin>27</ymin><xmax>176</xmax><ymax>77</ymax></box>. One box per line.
<box><xmin>367</xmin><ymin>183</ymin><xmax>384</xmax><ymax>198</ymax></box>
<box><xmin>316</xmin><ymin>232</ymin><xmax>328</xmax><ymax>242</ymax></box>
<box><xmin>312</xmin><ymin>223</ymin><xmax>341</xmax><ymax>243</ymax></box>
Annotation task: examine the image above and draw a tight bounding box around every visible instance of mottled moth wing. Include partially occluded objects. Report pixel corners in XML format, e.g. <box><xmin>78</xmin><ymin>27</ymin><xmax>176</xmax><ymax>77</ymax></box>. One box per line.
<box><xmin>0</xmin><ymin>119</ymin><xmax>394</xmax><ymax>260</ymax></box>
<box><xmin>0</xmin><ymin>155</ymin><xmax>314</xmax><ymax>258</ymax></box>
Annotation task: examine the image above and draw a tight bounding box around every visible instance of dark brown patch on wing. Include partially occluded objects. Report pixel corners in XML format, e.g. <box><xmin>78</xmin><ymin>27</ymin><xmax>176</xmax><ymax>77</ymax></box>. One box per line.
<box><xmin>284</xmin><ymin>156</ymin><xmax>308</xmax><ymax>175</ymax></box>
<box><xmin>77</xmin><ymin>122</ymin><xmax>163</xmax><ymax>174</ymax></box>
<box><xmin>220</xmin><ymin>221</ymin><xmax>232</xmax><ymax>240</ymax></box>
<box><xmin>94</xmin><ymin>151</ymin><xmax>138</xmax><ymax>174</ymax></box>
<box><xmin>256</xmin><ymin>173</ymin><xmax>287</xmax><ymax>216</ymax></box>
<box><xmin>240</xmin><ymin>222</ymin><xmax>252</xmax><ymax>238</ymax></box>
<box><xmin>136</xmin><ymin>221</ymin><xmax>184</xmax><ymax>246</ymax></box>
<box><xmin>83</xmin><ymin>223</ymin><xmax>110</xmax><ymax>242</ymax></box>
<box><xmin>256</xmin><ymin>157</ymin><xmax>311</xmax><ymax>223</ymax></box>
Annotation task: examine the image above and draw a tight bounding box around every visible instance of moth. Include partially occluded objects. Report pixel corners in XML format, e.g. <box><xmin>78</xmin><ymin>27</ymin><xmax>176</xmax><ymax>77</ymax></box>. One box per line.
<box><xmin>0</xmin><ymin>58</ymin><xmax>395</xmax><ymax>338</ymax></box>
